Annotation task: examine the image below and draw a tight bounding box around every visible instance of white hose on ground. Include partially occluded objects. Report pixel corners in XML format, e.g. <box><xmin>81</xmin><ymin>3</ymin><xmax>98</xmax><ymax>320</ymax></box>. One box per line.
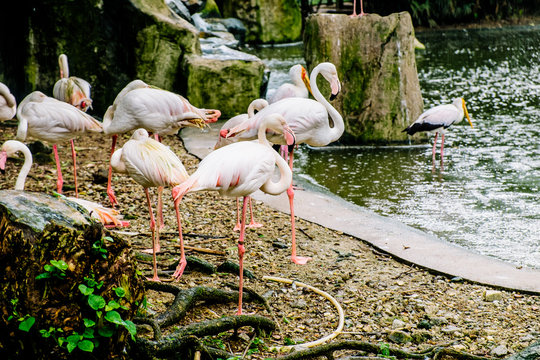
<box><xmin>262</xmin><ymin>275</ymin><xmax>345</xmax><ymax>352</ymax></box>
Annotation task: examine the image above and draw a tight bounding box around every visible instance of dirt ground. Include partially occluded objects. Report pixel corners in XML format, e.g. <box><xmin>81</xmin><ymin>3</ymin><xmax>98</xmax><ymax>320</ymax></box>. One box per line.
<box><xmin>1</xmin><ymin>122</ymin><xmax>540</xmax><ymax>359</ymax></box>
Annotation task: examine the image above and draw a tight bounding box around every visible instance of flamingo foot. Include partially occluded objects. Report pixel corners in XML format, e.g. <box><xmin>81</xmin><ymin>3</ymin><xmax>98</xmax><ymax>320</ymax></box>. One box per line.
<box><xmin>172</xmin><ymin>259</ymin><xmax>187</xmax><ymax>280</ymax></box>
<box><xmin>104</xmin><ymin>221</ymin><xmax>130</xmax><ymax>229</ymax></box>
<box><xmin>107</xmin><ymin>190</ymin><xmax>118</xmax><ymax>207</ymax></box>
<box><xmin>247</xmin><ymin>220</ymin><xmax>263</xmax><ymax>229</ymax></box>
<box><xmin>233</xmin><ymin>223</ymin><xmax>241</xmax><ymax>232</ymax></box>
<box><xmin>291</xmin><ymin>255</ymin><xmax>312</xmax><ymax>265</ymax></box>
<box><xmin>146</xmin><ymin>275</ymin><xmax>161</xmax><ymax>282</ymax></box>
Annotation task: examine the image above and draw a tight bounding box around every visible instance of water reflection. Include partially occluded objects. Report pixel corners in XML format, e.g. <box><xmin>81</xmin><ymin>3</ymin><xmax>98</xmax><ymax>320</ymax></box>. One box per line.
<box><xmin>249</xmin><ymin>26</ymin><xmax>540</xmax><ymax>268</ymax></box>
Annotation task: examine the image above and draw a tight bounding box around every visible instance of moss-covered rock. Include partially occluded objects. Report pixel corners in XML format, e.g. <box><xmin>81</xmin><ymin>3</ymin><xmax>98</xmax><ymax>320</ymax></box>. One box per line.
<box><xmin>180</xmin><ymin>54</ymin><xmax>266</xmax><ymax>118</ymax></box>
<box><xmin>304</xmin><ymin>12</ymin><xmax>426</xmax><ymax>144</ymax></box>
<box><xmin>220</xmin><ymin>0</ymin><xmax>302</xmax><ymax>44</ymax></box>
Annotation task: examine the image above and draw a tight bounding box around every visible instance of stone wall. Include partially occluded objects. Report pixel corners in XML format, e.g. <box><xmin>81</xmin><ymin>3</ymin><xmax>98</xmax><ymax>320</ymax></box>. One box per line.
<box><xmin>304</xmin><ymin>12</ymin><xmax>425</xmax><ymax>144</ymax></box>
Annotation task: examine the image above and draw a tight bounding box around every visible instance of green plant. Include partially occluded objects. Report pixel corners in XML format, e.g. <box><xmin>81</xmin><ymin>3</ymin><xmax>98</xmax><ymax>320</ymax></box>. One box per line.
<box><xmin>8</xmin><ymin>298</ymin><xmax>36</xmax><ymax>332</ymax></box>
<box><xmin>378</xmin><ymin>342</ymin><xmax>396</xmax><ymax>359</ymax></box>
<box><xmin>36</xmin><ymin>259</ymin><xmax>69</xmax><ymax>280</ymax></box>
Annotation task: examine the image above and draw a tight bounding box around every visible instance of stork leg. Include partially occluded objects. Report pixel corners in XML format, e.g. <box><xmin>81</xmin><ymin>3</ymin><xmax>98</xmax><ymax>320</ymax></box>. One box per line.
<box><xmin>172</xmin><ymin>195</ymin><xmax>187</xmax><ymax>280</ymax></box>
<box><xmin>53</xmin><ymin>144</ymin><xmax>63</xmax><ymax>194</ymax></box>
<box><xmin>107</xmin><ymin>134</ymin><xmax>119</xmax><ymax>207</ymax></box>
<box><xmin>145</xmin><ymin>188</ymin><xmax>160</xmax><ymax>282</ymax></box>
<box><xmin>70</xmin><ymin>139</ymin><xmax>78</xmax><ymax>198</ymax></box>
<box><xmin>287</xmin><ymin>148</ymin><xmax>312</xmax><ymax>265</ymax></box>
<box><xmin>247</xmin><ymin>197</ymin><xmax>263</xmax><ymax>228</ymax></box>
<box><xmin>440</xmin><ymin>133</ymin><xmax>445</xmax><ymax>166</ymax></box>
<box><xmin>236</xmin><ymin>196</ymin><xmax>248</xmax><ymax>315</ymax></box>
<box><xmin>432</xmin><ymin>132</ymin><xmax>439</xmax><ymax>162</ymax></box>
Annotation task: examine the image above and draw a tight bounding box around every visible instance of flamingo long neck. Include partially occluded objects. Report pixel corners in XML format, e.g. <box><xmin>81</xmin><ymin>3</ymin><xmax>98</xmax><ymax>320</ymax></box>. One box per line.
<box><xmin>260</xmin><ymin>152</ymin><xmax>292</xmax><ymax>195</ymax></box>
<box><xmin>59</xmin><ymin>54</ymin><xmax>69</xmax><ymax>79</ymax></box>
<box><xmin>257</xmin><ymin>124</ymin><xmax>272</xmax><ymax>147</ymax></box>
<box><xmin>15</xmin><ymin>102</ymin><xmax>28</xmax><ymax>141</ymax></box>
<box><xmin>310</xmin><ymin>65</ymin><xmax>344</xmax><ymax>143</ymax></box>
<box><xmin>14</xmin><ymin>144</ymin><xmax>33</xmax><ymax>190</ymax></box>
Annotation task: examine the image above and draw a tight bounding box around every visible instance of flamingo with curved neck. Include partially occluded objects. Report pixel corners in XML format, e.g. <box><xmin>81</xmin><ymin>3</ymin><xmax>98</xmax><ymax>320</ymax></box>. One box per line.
<box><xmin>217</xmin><ymin>62</ymin><xmax>344</xmax><ymax>265</ymax></box>
<box><xmin>172</xmin><ymin>113</ymin><xmax>295</xmax><ymax>315</ymax></box>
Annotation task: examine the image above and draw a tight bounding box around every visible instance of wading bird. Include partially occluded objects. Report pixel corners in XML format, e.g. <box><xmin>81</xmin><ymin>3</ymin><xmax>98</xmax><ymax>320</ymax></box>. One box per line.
<box><xmin>267</xmin><ymin>64</ymin><xmax>312</xmax><ymax>104</ymax></box>
<box><xmin>350</xmin><ymin>0</ymin><xmax>365</xmax><ymax>17</ymax></box>
<box><xmin>172</xmin><ymin>113</ymin><xmax>295</xmax><ymax>315</ymax></box>
<box><xmin>220</xmin><ymin>62</ymin><xmax>343</xmax><ymax>265</ymax></box>
<box><xmin>53</xmin><ymin>54</ymin><xmax>93</xmax><ymax>112</ymax></box>
<box><xmin>110</xmin><ymin>128</ymin><xmax>190</xmax><ymax>282</ymax></box>
<box><xmin>16</xmin><ymin>91</ymin><xmax>103</xmax><ymax>197</ymax></box>
<box><xmin>0</xmin><ymin>82</ymin><xmax>16</xmax><ymax>121</ymax></box>
<box><xmin>402</xmin><ymin>98</ymin><xmax>473</xmax><ymax>164</ymax></box>
<box><xmin>103</xmin><ymin>83</ymin><xmax>221</xmax><ymax>210</ymax></box>
<box><xmin>215</xmin><ymin>98</ymin><xmax>269</xmax><ymax>231</ymax></box>
<box><xmin>0</xmin><ymin>140</ymin><xmax>127</xmax><ymax>228</ymax></box>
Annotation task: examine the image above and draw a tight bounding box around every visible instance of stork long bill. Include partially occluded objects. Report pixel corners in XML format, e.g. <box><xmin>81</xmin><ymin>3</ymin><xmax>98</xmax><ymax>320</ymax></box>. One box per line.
<box><xmin>301</xmin><ymin>66</ymin><xmax>314</xmax><ymax>98</ymax></box>
<box><xmin>462</xmin><ymin>99</ymin><xmax>473</xmax><ymax>128</ymax></box>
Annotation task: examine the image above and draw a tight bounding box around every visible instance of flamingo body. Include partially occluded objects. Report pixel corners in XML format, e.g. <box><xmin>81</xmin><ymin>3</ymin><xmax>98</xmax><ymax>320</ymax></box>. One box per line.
<box><xmin>0</xmin><ymin>82</ymin><xmax>17</xmax><ymax>120</ymax></box>
<box><xmin>53</xmin><ymin>54</ymin><xmax>92</xmax><ymax>112</ymax></box>
<box><xmin>268</xmin><ymin>64</ymin><xmax>312</xmax><ymax>104</ymax></box>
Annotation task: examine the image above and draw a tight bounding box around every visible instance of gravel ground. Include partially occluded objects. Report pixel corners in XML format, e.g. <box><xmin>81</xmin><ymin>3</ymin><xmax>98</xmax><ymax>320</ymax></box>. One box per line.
<box><xmin>1</xmin><ymin>124</ymin><xmax>539</xmax><ymax>359</ymax></box>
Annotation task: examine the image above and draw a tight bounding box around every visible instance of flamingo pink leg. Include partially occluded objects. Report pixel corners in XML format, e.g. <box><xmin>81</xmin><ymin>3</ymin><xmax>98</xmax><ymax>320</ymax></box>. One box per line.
<box><xmin>53</xmin><ymin>144</ymin><xmax>63</xmax><ymax>194</ymax></box>
<box><xmin>172</xmin><ymin>195</ymin><xmax>187</xmax><ymax>279</ymax></box>
<box><xmin>432</xmin><ymin>132</ymin><xmax>439</xmax><ymax>162</ymax></box>
<box><xmin>151</xmin><ymin>133</ymin><xmax>165</xmax><ymax>231</ymax></box>
<box><xmin>107</xmin><ymin>134</ymin><xmax>119</xmax><ymax>207</ymax></box>
<box><xmin>287</xmin><ymin>148</ymin><xmax>312</xmax><ymax>265</ymax></box>
<box><xmin>145</xmin><ymin>188</ymin><xmax>160</xmax><ymax>282</ymax></box>
<box><xmin>440</xmin><ymin>133</ymin><xmax>445</xmax><ymax>165</ymax></box>
<box><xmin>70</xmin><ymin>139</ymin><xmax>79</xmax><ymax>198</ymax></box>
<box><xmin>247</xmin><ymin>197</ymin><xmax>263</xmax><ymax>228</ymax></box>
<box><xmin>233</xmin><ymin>198</ymin><xmax>241</xmax><ymax>231</ymax></box>
<box><xmin>236</xmin><ymin>196</ymin><xmax>248</xmax><ymax>315</ymax></box>
<box><xmin>350</xmin><ymin>0</ymin><xmax>365</xmax><ymax>17</ymax></box>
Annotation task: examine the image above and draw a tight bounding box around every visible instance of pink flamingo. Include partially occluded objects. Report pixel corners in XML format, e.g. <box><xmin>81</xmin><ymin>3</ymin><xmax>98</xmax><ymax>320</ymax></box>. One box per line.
<box><xmin>16</xmin><ymin>91</ymin><xmax>103</xmax><ymax>197</ymax></box>
<box><xmin>0</xmin><ymin>82</ymin><xmax>16</xmax><ymax>121</ymax></box>
<box><xmin>103</xmin><ymin>81</ymin><xmax>221</xmax><ymax>227</ymax></box>
<box><xmin>110</xmin><ymin>128</ymin><xmax>190</xmax><ymax>282</ymax></box>
<box><xmin>0</xmin><ymin>140</ymin><xmax>127</xmax><ymax>228</ymax></box>
<box><xmin>53</xmin><ymin>54</ymin><xmax>93</xmax><ymax>112</ymax></box>
<box><xmin>267</xmin><ymin>64</ymin><xmax>312</xmax><ymax>104</ymax></box>
<box><xmin>215</xmin><ymin>98</ymin><xmax>269</xmax><ymax>231</ymax></box>
<box><xmin>219</xmin><ymin>62</ymin><xmax>343</xmax><ymax>265</ymax></box>
<box><xmin>172</xmin><ymin>113</ymin><xmax>295</xmax><ymax>315</ymax></box>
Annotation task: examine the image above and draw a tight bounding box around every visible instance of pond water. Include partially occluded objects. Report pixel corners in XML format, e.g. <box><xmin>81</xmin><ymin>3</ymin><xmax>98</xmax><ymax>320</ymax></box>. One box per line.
<box><xmin>246</xmin><ymin>25</ymin><xmax>540</xmax><ymax>269</ymax></box>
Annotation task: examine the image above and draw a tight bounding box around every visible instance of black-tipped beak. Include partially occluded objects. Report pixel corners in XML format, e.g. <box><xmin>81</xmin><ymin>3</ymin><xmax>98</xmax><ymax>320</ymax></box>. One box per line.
<box><xmin>330</xmin><ymin>93</ymin><xmax>338</xmax><ymax>101</ymax></box>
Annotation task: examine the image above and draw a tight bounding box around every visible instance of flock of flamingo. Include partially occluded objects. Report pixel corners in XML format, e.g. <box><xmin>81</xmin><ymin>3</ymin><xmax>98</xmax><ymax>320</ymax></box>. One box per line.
<box><xmin>0</xmin><ymin>52</ymin><xmax>473</xmax><ymax>314</ymax></box>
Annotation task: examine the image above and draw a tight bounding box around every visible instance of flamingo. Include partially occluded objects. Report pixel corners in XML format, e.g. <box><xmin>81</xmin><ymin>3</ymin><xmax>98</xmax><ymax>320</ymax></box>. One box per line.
<box><xmin>110</xmin><ymin>128</ymin><xmax>190</xmax><ymax>282</ymax></box>
<box><xmin>172</xmin><ymin>113</ymin><xmax>295</xmax><ymax>315</ymax></box>
<box><xmin>16</xmin><ymin>91</ymin><xmax>103</xmax><ymax>197</ymax></box>
<box><xmin>403</xmin><ymin>98</ymin><xmax>473</xmax><ymax>164</ymax></box>
<box><xmin>0</xmin><ymin>82</ymin><xmax>16</xmax><ymax>121</ymax></box>
<box><xmin>215</xmin><ymin>98</ymin><xmax>269</xmax><ymax>231</ymax></box>
<box><xmin>0</xmin><ymin>140</ymin><xmax>127</xmax><ymax>228</ymax></box>
<box><xmin>219</xmin><ymin>62</ymin><xmax>343</xmax><ymax>265</ymax></box>
<box><xmin>267</xmin><ymin>64</ymin><xmax>313</xmax><ymax>104</ymax></box>
<box><xmin>53</xmin><ymin>54</ymin><xmax>93</xmax><ymax>112</ymax></box>
<box><xmin>103</xmin><ymin>83</ymin><xmax>221</xmax><ymax>212</ymax></box>
<box><xmin>350</xmin><ymin>0</ymin><xmax>365</xmax><ymax>17</ymax></box>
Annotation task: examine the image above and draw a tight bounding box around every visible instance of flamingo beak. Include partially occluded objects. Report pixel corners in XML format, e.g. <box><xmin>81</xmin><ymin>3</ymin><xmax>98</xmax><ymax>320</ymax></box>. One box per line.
<box><xmin>462</xmin><ymin>99</ymin><xmax>473</xmax><ymax>128</ymax></box>
<box><xmin>329</xmin><ymin>77</ymin><xmax>341</xmax><ymax>101</ymax></box>
<box><xmin>301</xmin><ymin>66</ymin><xmax>314</xmax><ymax>98</ymax></box>
<box><xmin>0</xmin><ymin>150</ymin><xmax>7</xmax><ymax>172</ymax></box>
<box><xmin>283</xmin><ymin>125</ymin><xmax>296</xmax><ymax>146</ymax></box>
<box><xmin>204</xmin><ymin>109</ymin><xmax>221</xmax><ymax>123</ymax></box>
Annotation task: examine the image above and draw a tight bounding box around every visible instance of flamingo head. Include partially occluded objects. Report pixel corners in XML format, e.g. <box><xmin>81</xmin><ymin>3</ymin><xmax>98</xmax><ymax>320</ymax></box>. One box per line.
<box><xmin>77</xmin><ymin>98</ymin><xmax>93</xmax><ymax>112</ymax></box>
<box><xmin>204</xmin><ymin>109</ymin><xmax>221</xmax><ymax>123</ymax></box>
<box><xmin>265</xmin><ymin>114</ymin><xmax>296</xmax><ymax>146</ymax></box>
<box><xmin>319</xmin><ymin>63</ymin><xmax>341</xmax><ymax>100</ymax></box>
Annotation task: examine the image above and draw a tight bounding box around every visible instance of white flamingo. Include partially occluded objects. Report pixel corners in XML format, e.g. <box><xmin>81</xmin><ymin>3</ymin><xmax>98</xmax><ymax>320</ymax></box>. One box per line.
<box><xmin>267</xmin><ymin>64</ymin><xmax>312</xmax><ymax>104</ymax></box>
<box><xmin>16</xmin><ymin>91</ymin><xmax>103</xmax><ymax>197</ymax></box>
<box><xmin>219</xmin><ymin>62</ymin><xmax>344</xmax><ymax>265</ymax></box>
<box><xmin>172</xmin><ymin>113</ymin><xmax>295</xmax><ymax>315</ymax></box>
<box><xmin>110</xmin><ymin>128</ymin><xmax>190</xmax><ymax>282</ymax></box>
<box><xmin>0</xmin><ymin>140</ymin><xmax>127</xmax><ymax>228</ymax></box>
<box><xmin>53</xmin><ymin>54</ymin><xmax>93</xmax><ymax>112</ymax></box>
<box><xmin>0</xmin><ymin>82</ymin><xmax>16</xmax><ymax>121</ymax></box>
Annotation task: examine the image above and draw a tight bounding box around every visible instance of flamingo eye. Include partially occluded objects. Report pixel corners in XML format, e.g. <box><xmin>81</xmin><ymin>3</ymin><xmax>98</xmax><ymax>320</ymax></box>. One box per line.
<box><xmin>81</xmin><ymin>101</ymin><xmax>86</xmax><ymax>108</ymax></box>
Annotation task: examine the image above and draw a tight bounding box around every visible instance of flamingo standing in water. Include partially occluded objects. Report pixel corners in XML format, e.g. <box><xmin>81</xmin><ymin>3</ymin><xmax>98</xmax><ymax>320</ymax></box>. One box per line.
<box><xmin>215</xmin><ymin>98</ymin><xmax>269</xmax><ymax>231</ymax></box>
<box><xmin>0</xmin><ymin>82</ymin><xmax>16</xmax><ymax>121</ymax></box>
<box><xmin>403</xmin><ymin>98</ymin><xmax>473</xmax><ymax>165</ymax></box>
<box><xmin>172</xmin><ymin>113</ymin><xmax>295</xmax><ymax>315</ymax></box>
<box><xmin>267</xmin><ymin>64</ymin><xmax>312</xmax><ymax>104</ymax></box>
<box><xmin>103</xmin><ymin>83</ymin><xmax>221</xmax><ymax>214</ymax></box>
<box><xmin>110</xmin><ymin>128</ymin><xmax>190</xmax><ymax>282</ymax></box>
<box><xmin>219</xmin><ymin>62</ymin><xmax>344</xmax><ymax>265</ymax></box>
<box><xmin>16</xmin><ymin>91</ymin><xmax>102</xmax><ymax>197</ymax></box>
<box><xmin>53</xmin><ymin>54</ymin><xmax>93</xmax><ymax>112</ymax></box>
<box><xmin>0</xmin><ymin>140</ymin><xmax>127</xmax><ymax>228</ymax></box>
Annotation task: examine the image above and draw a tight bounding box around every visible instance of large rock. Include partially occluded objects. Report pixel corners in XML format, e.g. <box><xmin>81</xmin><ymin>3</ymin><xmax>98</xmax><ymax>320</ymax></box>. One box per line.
<box><xmin>0</xmin><ymin>190</ymin><xmax>144</xmax><ymax>358</ymax></box>
<box><xmin>180</xmin><ymin>52</ymin><xmax>266</xmax><ymax>118</ymax></box>
<box><xmin>220</xmin><ymin>0</ymin><xmax>302</xmax><ymax>43</ymax></box>
<box><xmin>304</xmin><ymin>12</ymin><xmax>425</xmax><ymax>144</ymax></box>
